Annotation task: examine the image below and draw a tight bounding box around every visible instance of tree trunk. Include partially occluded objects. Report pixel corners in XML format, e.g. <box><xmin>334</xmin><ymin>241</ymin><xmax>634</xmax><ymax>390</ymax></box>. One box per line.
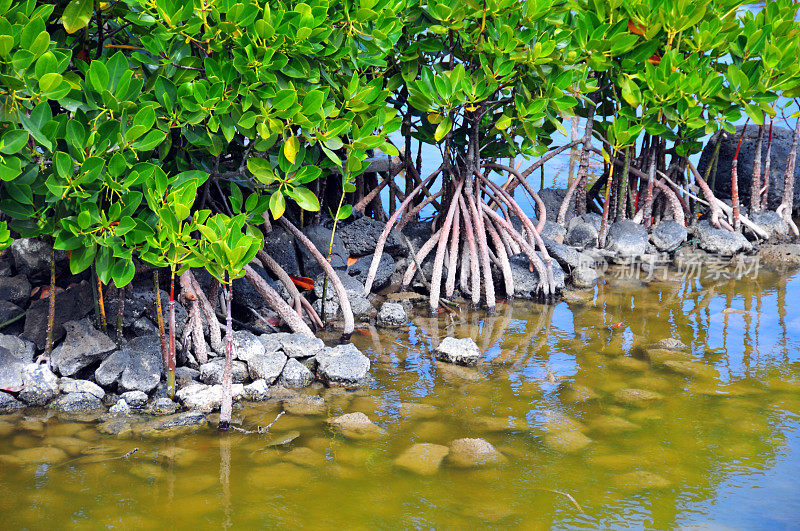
<box><xmin>218</xmin><ymin>281</ymin><xmax>233</xmax><ymax>431</ymax></box>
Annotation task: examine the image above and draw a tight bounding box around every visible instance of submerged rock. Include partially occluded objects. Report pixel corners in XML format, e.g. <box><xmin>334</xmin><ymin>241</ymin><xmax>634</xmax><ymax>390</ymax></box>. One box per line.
<box><xmin>589</xmin><ymin>415</ymin><xmax>640</xmax><ymax>434</ymax></box>
<box><xmin>570</xmin><ymin>266</ymin><xmax>598</xmax><ymax>288</ymax></box>
<box><xmin>327</xmin><ymin>412</ymin><xmax>386</xmax><ymax>440</ymax></box>
<box><xmin>149</xmin><ymin>397</ymin><xmax>179</xmax><ymax>416</ymax></box>
<box><xmin>284</xmin><ymin>446</ymin><xmax>325</xmax><ymax>468</ymax></box>
<box><xmin>652</xmin><ymin>338</ymin><xmax>688</xmax><ymax>351</ymax></box>
<box><xmin>662</xmin><ymin>360</ymin><xmax>719</xmax><ymax>379</ymax></box>
<box><xmin>135</xmin><ymin>411</ymin><xmax>208</xmax><ymax>437</ymax></box>
<box><xmin>50</xmin><ymin>319</ymin><xmax>116</xmax><ymax>377</ymax></box>
<box><xmin>284</xmin><ymin>395</ymin><xmax>326</xmax><ymax>416</ymax></box>
<box><xmin>613</xmin><ymin>470</ymin><xmax>671</xmax><ymax>491</ymax></box>
<box><xmin>543</xmin><ymin>430</ymin><xmax>592</xmax><ymax>454</ymax></box>
<box><xmin>434</xmin><ymin>337</ymin><xmax>482</xmax><ymax>366</ymax></box>
<box><xmin>264</xmin><ymin>430</ymin><xmax>301</xmax><ymax>447</ymax></box>
<box><xmin>614</xmin><ymin>388</ymin><xmax>664</xmax><ymax>407</ymax></box>
<box><xmin>447</xmin><ymin>438</ymin><xmax>505</xmax><ymax>468</ymax></box>
<box><xmin>394</xmin><ymin>443</ymin><xmax>450</xmax><ymax>475</ymax></box>
<box><xmin>316</xmin><ymin>344</ymin><xmax>370</xmax><ymax>388</ymax></box>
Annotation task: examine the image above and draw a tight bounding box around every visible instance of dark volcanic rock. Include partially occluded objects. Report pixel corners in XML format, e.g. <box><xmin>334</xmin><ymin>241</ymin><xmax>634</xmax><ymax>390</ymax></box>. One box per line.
<box><xmin>0</xmin><ymin>300</ymin><xmax>23</xmax><ymax>324</ymax></box>
<box><xmin>0</xmin><ymin>391</ymin><xmax>24</xmax><ymax>413</ymax></box>
<box><xmin>0</xmin><ymin>275</ymin><xmax>30</xmax><ymax>305</ymax></box>
<box><xmin>695</xmin><ymin>220</ymin><xmax>752</xmax><ymax>255</ymax></box>
<box><xmin>748</xmin><ymin>210</ymin><xmax>788</xmax><ymax>240</ymax></box>
<box><xmin>0</xmin><ymin>346</ymin><xmax>27</xmax><ymax>389</ymax></box>
<box><xmin>538</xmin><ymin>188</ymin><xmax>573</xmax><ymax>222</ymax></box>
<box><xmin>18</xmin><ymin>364</ymin><xmax>59</xmax><ymax>406</ymax></box>
<box><xmin>51</xmin><ymin>319</ymin><xmax>116</xmax><ymax>377</ymax></box>
<box><xmin>347</xmin><ymin>253</ymin><xmax>395</xmax><ymax>291</ymax></box>
<box><xmin>297</xmin><ymin>224</ymin><xmax>348</xmax><ymax>278</ymax></box>
<box><xmin>605</xmin><ymin>220</ymin><xmax>648</xmax><ymax>258</ymax></box>
<box><xmin>263</xmin><ymin>226</ymin><xmax>301</xmax><ymax>276</ymax></box>
<box><xmin>50</xmin><ymin>392</ymin><xmax>104</xmax><ymax>413</ymax></box>
<box><xmin>565</xmin><ymin>220</ymin><xmax>599</xmax><ymax>250</ymax></box>
<box><xmin>699</xmin><ymin>124</ymin><xmax>800</xmax><ymax>213</ymax></box>
<box><xmin>508</xmin><ymin>252</ymin><xmax>566</xmax><ymax>297</ymax></box>
<box><xmin>339</xmin><ymin>216</ymin><xmax>405</xmax><ymax>258</ymax></box>
<box><xmin>651</xmin><ymin>221</ymin><xmax>687</xmax><ymax>253</ymax></box>
<box><xmin>95</xmin><ymin>335</ymin><xmax>162</xmax><ymax>393</ymax></box>
<box><xmin>22</xmin><ymin>281</ymin><xmax>93</xmax><ymax>350</ymax></box>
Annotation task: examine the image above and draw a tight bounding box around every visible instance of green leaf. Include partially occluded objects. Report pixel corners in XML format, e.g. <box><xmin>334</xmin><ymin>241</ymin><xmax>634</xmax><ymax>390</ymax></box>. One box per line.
<box><xmin>63</xmin><ymin>0</ymin><xmax>94</xmax><ymax>34</ymax></box>
<box><xmin>434</xmin><ymin>116</ymin><xmax>452</xmax><ymax>141</ymax></box>
<box><xmin>336</xmin><ymin>204</ymin><xmax>353</xmax><ymax>220</ymax></box>
<box><xmin>301</xmin><ymin>90</ymin><xmax>324</xmax><ymax>116</ymax></box>
<box><xmin>0</xmin><ymin>130</ymin><xmax>29</xmax><ymax>155</ymax></box>
<box><xmin>284</xmin><ymin>135</ymin><xmax>299</xmax><ymax>164</ymax></box>
<box><xmin>620</xmin><ymin>77</ymin><xmax>642</xmax><ymax>108</ymax></box>
<box><xmin>69</xmin><ymin>243</ymin><xmax>97</xmax><ymax>274</ymax></box>
<box><xmin>269</xmin><ymin>190</ymin><xmax>286</xmax><ymax>219</ymax></box>
<box><xmin>290</xmin><ymin>186</ymin><xmax>320</xmax><ymax>211</ymax></box>
<box><xmin>111</xmin><ymin>258</ymin><xmax>135</xmax><ymax>287</ymax></box>
<box><xmin>89</xmin><ymin>61</ymin><xmax>109</xmax><ymax>94</ymax></box>
<box><xmin>273</xmin><ymin>89</ymin><xmax>297</xmax><ymax>111</ymax></box>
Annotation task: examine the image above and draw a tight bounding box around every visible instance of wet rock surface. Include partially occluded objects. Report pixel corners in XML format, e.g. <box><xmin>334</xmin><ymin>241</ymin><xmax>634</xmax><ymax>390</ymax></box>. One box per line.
<box><xmin>447</xmin><ymin>437</ymin><xmax>505</xmax><ymax>468</ymax></box>
<box><xmin>434</xmin><ymin>337</ymin><xmax>482</xmax><ymax>366</ymax></box>
<box><xmin>394</xmin><ymin>443</ymin><xmax>450</xmax><ymax>475</ymax></box>
<box><xmin>328</xmin><ymin>412</ymin><xmax>386</xmax><ymax>439</ymax></box>
<box><xmin>279</xmin><ymin>358</ymin><xmax>314</xmax><ymax>388</ymax></box>
<box><xmin>605</xmin><ymin>220</ymin><xmax>648</xmax><ymax>258</ymax></box>
<box><xmin>376</xmin><ymin>302</ymin><xmax>407</xmax><ymax>328</ymax></box>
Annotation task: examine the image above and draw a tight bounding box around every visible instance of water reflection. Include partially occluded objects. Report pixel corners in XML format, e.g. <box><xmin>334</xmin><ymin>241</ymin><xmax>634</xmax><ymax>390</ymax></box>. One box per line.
<box><xmin>0</xmin><ymin>269</ymin><xmax>798</xmax><ymax>528</ymax></box>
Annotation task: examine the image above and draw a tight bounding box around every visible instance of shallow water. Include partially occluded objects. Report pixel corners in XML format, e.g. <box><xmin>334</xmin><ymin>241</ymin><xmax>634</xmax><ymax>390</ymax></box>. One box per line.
<box><xmin>1</xmin><ymin>267</ymin><xmax>800</xmax><ymax>529</ymax></box>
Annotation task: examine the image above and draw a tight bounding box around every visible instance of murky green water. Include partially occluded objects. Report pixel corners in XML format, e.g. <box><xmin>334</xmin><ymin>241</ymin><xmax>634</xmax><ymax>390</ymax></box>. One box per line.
<box><xmin>1</xmin><ymin>267</ymin><xmax>799</xmax><ymax>529</ymax></box>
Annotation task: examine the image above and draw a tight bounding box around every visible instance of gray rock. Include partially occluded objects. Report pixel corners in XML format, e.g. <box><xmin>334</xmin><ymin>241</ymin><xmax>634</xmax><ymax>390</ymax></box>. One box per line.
<box><xmin>401</xmin><ymin>220</ymin><xmax>434</xmax><ymax>250</ymax></box>
<box><xmin>18</xmin><ymin>363</ymin><xmax>59</xmax><ymax>406</ymax></box>
<box><xmin>565</xmin><ymin>220</ymin><xmax>599</xmax><ymax>249</ymax></box>
<box><xmin>696</xmin><ymin>219</ymin><xmax>753</xmax><ymax>255</ymax></box>
<box><xmin>109</xmin><ymin>399</ymin><xmax>130</xmax><ymax>415</ymax></box>
<box><xmin>247</xmin><ymin>349</ymin><xmax>287</xmax><ymax>383</ymax></box>
<box><xmin>10</xmin><ymin>239</ymin><xmax>61</xmax><ymax>281</ymax></box>
<box><xmin>508</xmin><ymin>252</ymin><xmax>566</xmax><ymax>297</ymax></box>
<box><xmin>538</xmin><ymin>188</ymin><xmax>573</xmax><ymax>222</ymax></box>
<box><xmin>22</xmin><ymin>281</ymin><xmax>93</xmax><ymax>350</ymax></box>
<box><xmin>58</xmin><ymin>377</ymin><xmax>105</xmax><ymax>399</ymax></box>
<box><xmin>748</xmin><ymin>210</ymin><xmax>788</xmax><ymax>240</ymax></box>
<box><xmin>327</xmin><ymin>412</ymin><xmax>386</xmax><ymax>439</ymax></box>
<box><xmin>231</xmin><ymin>264</ymin><xmax>280</xmax><ymax>315</ymax></box>
<box><xmin>539</xmin><ymin>220</ymin><xmax>567</xmax><ymax>243</ymax></box>
<box><xmin>149</xmin><ymin>397</ymin><xmax>179</xmax><ymax>415</ymax></box>
<box><xmin>120</xmin><ymin>390</ymin><xmax>148</xmax><ymax>408</ymax></box>
<box><xmin>447</xmin><ymin>437</ymin><xmax>505</xmax><ymax>468</ymax></box>
<box><xmin>606</xmin><ymin>220</ymin><xmax>648</xmax><ymax>258</ymax></box>
<box><xmin>279</xmin><ymin>333</ymin><xmax>324</xmax><ymax>358</ymax></box>
<box><xmin>298</xmin><ymin>224</ymin><xmax>348</xmax><ymax>278</ymax></box>
<box><xmin>313</xmin><ymin>271</ymin><xmax>373</xmax><ymax>319</ymax></box>
<box><xmin>376</xmin><ymin>302</ymin><xmax>406</xmax><ymax>327</ymax></box>
<box><xmin>653</xmin><ymin>338</ymin><xmax>688</xmax><ymax>351</ymax></box>
<box><xmin>279</xmin><ymin>358</ymin><xmax>314</xmax><ymax>388</ymax></box>
<box><xmin>50</xmin><ymin>392</ymin><xmax>104</xmax><ymax>413</ymax></box>
<box><xmin>51</xmin><ymin>319</ymin><xmax>117</xmax><ymax>377</ymax></box>
<box><xmin>175</xmin><ymin>366</ymin><xmax>200</xmax><ymax>387</ymax></box>
<box><xmin>95</xmin><ymin>335</ymin><xmax>162</xmax><ymax>393</ymax></box>
<box><xmin>0</xmin><ymin>391</ymin><xmax>24</xmax><ymax>413</ymax></box>
<box><xmin>652</xmin><ymin>221</ymin><xmax>688</xmax><ymax>253</ymax></box>
<box><xmin>0</xmin><ymin>346</ymin><xmax>27</xmax><ymax>389</ymax></box>
<box><xmin>136</xmin><ymin>411</ymin><xmax>207</xmax><ymax>436</ymax></box>
<box><xmin>700</xmin><ymin>124</ymin><xmax>800</xmax><ymax>212</ymax></box>
<box><xmin>143</xmin><ymin>289</ymin><xmax>188</xmax><ymax>342</ymax></box>
<box><xmin>199</xmin><ymin>358</ymin><xmax>249</xmax><ymax>385</ymax></box>
<box><xmin>131</xmin><ymin>316</ymin><xmax>157</xmax><ymax>337</ymax></box>
<box><xmin>434</xmin><ymin>337</ymin><xmax>482</xmax><ymax>366</ymax></box>
<box><xmin>339</xmin><ymin>216</ymin><xmax>405</xmax><ymax>258</ymax></box>
<box><xmin>175</xmin><ymin>383</ymin><xmax>244</xmax><ymax>412</ymax></box>
<box><xmin>0</xmin><ymin>300</ymin><xmax>23</xmax><ymax>324</ymax></box>
<box><xmin>316</xmin><ymin>343</ymin><xmax>370</xmax><ymax>388</ymax></box>
<box><xmin>758</xmin><ymin>243</ymin><xmax>800</xmax><ymax>268</ymax></box>
<box><xmin>243</xmin><ymin>379</ymin><xmax>271</xmax><ymax>401</ymax></box>
<box><xmin>0</xmin><ymin>334</ymin><xmax>35</xmax><ymax>362</ymax></box>
<box><xmin>0</xmin><ymin>274</ymin><xmax>30</xmax><ymax>305</ymax></box>
<box><xmin>347</xmin><ymin>253</ymin><xmax>395</xmax><ymax>290</ymax></box>
<box><xmin>542</xmin><ymin>237</ymin><xmax>581</xmax><ymax>271</ymax></box>
<box><xmin>571</xmin><ymin>267</ymin><xmax>598</xmax><ymax>288</ymax></box>
<box><xmin>230</xmin><ymin>330</ymin><xmax>266</xmax><ymax>363</ymax></box>
<box><xmin>263</xmin><ymin>226</ymin><xmax>301</xmax><ymax>276</ymax></box>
